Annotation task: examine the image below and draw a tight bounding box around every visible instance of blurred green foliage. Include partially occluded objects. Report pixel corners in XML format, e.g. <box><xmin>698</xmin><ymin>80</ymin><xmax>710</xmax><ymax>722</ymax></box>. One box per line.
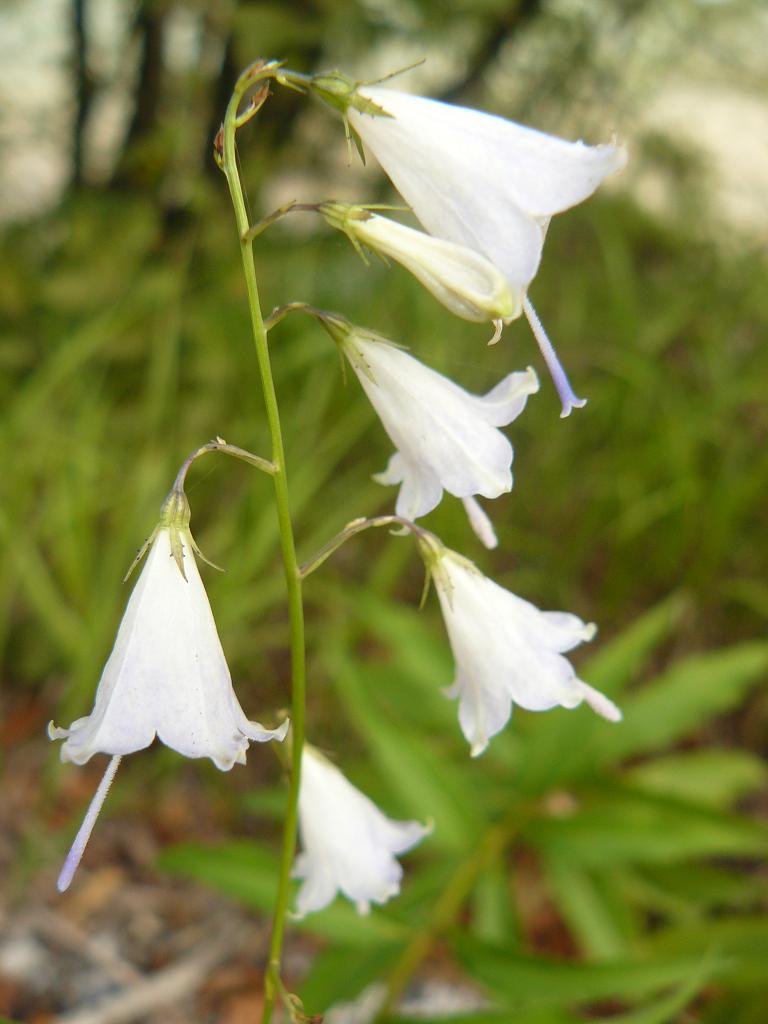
<box><xmin>2</xmin><ymin>0</ymin><xmax>768</xmax><ymax>1020</ymax></box>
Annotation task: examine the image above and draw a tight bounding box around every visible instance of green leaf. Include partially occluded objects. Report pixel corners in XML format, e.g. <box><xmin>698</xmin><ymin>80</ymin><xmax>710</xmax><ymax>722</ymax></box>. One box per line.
<box><xmin>299</xmin><ymin>944</ymin><xmax>399</xmax><ymax>1010</ymax></box>
<box><xmin>385</xmin><ymin>1011</ymin><xmax>579</xmax><ymax>1024</ymax></box>
<box><xmin>456</xmin><ymin>936</ymin><xmax>719</xmax><ymax>1009</ymax></box>
<box><xmin>650</xmin><ymin>917</ymin><xmax>768</xmax><ymax>987</ymax></box>
<box><xmin>600</xmin><ymin>953</ymin><xmax>712</xmax><ymax>1023</ymax></box>
<box><xmin>543</xmin><ymin>855</ymin><xmax>631</xmax><ymax>959</ymax></box>
<box><xmin>594</xmin><ymin>644</ymin><xmax>768</xmax><ymax>765</ymax></box>
<box><xmin>626</xmin><ymin>748</ymin><xmax>767</xmax><ymax>807</ymax></box>
<box><xmin>637</xmin><ymin>863</ymin><xmax>766</xmax><ymax>914</ymax></box>
<box><xmin>470</xmin><ymin>862</ymin><xmax>521</xmax><ymax>945</ymax></box>
<box><xmin>156</xmin><ymin>841</ymin><xmax>407</xmax><ymax>946</ymax></box>
<box><xmin>526</xmin><ymin>788</ymin><xmax>768</xmax><ymax>867</ymax></box>
<box><xmin>584</xmin><ymin>593</ymin><xmax>689</xmax><ymax>694</ymax></box>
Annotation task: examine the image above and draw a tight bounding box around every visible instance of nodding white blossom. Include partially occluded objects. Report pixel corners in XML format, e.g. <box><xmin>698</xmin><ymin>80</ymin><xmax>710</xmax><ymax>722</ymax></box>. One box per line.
<box><xmin>48</xmin><ymin>494</ymin><xmax>287</xmax><ymax>891</ymax></box>
<box><xmin>319</xmin><ymin>202</ymin><xmax>519</xmax><ymax>339</ymax></box>
<box><xmin>49</xmin><ymin>524</ymin><xmax>287</xmax><ymax>770</ymax></box>
<box><xmin>420</xmin><ymin>536</ymin><xmax>621</xmax><ymax>757</ymax></box>
<box><xmin>293</xmin><ymin>745</ymin><xmax>430</xmax><ymax>916</ymax></box>
<box><xmin>315</xmin><ymin>77</ymin><xmax>625</xmax><ymax>416</ymax></box>
<box><xmin>325</xmin><ymin>317</ymin><xmax>538</xmax><ymax>547</ymax></box>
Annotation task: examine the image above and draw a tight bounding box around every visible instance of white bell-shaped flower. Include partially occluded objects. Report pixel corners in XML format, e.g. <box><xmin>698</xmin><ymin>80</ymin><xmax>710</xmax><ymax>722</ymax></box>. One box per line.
<box><xmin>48</xmin><ymin>490</ymin><xmax>287</xmax><ymax>892</ymax></box>
<box><xmin>293</xmin><ymin>745</ymin><xmax>430</xmax><ymax>916</ymax></box>
<box><xmin>318</xmin><ymin>79</ymin><xmax>625</xmax><ymax>416</ymax></box>
<box><xmin>346</xmin><ymin>87</ymin><xmax>625</xmax><ymax>296</ymax></box>
<box><xmin>50</xmin><ymin>523</ymin><xmax>287</xmax><ymax>771</ymax></box>
<box><xmin>319</xmin><ymin>202</ymin><xmax>519</xmax><ymax>338</ymax></box>
<box><xmin>327</xmin><ymin>317</ymin><xmax>538</xmax><ymax>547</ymax></box>
<box><xmin>420</xmin><ymin>536</ymin><xmax>621</xmax><ymax>757</ymax></box>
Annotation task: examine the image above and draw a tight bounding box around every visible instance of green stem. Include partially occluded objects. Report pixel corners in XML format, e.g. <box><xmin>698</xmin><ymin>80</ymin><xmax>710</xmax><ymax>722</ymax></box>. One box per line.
<box><xmin>298</xmin><ymin>514</ymin><xmax>426</xmax><ymax>579</ymax></box>
<box><xmin>221</xmin><ymin>77</ymin><xmax>307</xmax><ymax>1024</ymax></box>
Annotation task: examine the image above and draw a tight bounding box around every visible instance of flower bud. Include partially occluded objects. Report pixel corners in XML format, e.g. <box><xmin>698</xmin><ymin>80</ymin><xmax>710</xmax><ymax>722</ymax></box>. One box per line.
<box><xmin>319</xmin><ymin>202</ymin><xmax>520</xmax><ymax>329</ymax></box>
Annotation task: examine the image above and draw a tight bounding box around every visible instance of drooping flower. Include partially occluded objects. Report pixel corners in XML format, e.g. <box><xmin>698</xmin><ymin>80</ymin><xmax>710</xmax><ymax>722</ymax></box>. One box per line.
<box><xmin>49</xmin><ymin>487</ymin><xmax>287</xmax><ymax>889</ymax></box>
<box><xmin>293</xmin><ymin>744</ymin><xmax>430</xmax><ymax>916</ymax></box>
<box><xmin>319</xmin><ymin>314</ymin><xmax>538</xmax><ymax>548</ymax></box>
<box><xmin>310</xmin><ymin>73</ymin><xmax>626</xmax><ymax>415</ymax></box>
<box><xmin>419</xmin><ymin>534</ymin><xmax>621</xmax><ymax>757</ymax></box>
<box><xmin>318</xmin><ymin>202</ymin><xmax>519</xmax><ymax>341</ymax></box>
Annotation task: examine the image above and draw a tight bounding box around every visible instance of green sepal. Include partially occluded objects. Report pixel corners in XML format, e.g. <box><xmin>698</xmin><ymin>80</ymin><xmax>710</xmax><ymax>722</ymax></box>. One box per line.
<box><xmin>415</xmin><ymin>532</ymin><xmax>462</xmax><ymax>611</ymax></box>
<box><xmin>124</xmin><ymin>486</ymin><xmax>222</xmax><ymax>585</ymax></box>
<box><xmin>308</xmin><ymin>71</ymin><xmax>389</xmax><ymax>117</ymax></box>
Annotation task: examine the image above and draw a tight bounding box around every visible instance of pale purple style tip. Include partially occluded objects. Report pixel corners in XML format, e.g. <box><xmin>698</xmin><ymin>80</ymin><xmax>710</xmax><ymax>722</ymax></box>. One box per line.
<box><xmin>57</xmin><ymin>754</ymin><xmax>122</xmax><ymax>893</ymax></box>
<box><xmin>522</xmin><ymin>296</ymin><xmax>586</xmax><ymax>418</ymax></box>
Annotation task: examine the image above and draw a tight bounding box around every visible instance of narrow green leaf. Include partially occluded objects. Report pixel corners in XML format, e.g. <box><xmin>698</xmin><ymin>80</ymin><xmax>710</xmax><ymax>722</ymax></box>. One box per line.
<box><xmin>584</xmin><ymin>593</ymin><xmax>688</xmax><ymax>693</ymax></box>
<box><xmin>594</xmin><ymin>644</ymin><xmax>768</xmax><ymax>765</ymax></box>
<box><xmin>456</xmin><ymin>936</ymin><xmax>719</xmax><ymax>1009</ymax></box>
<box><xmin>600</xmin><ymin>953</ymin><xmax>712</xmax><ymax>1023</ymax></box>
<box><xmin>527</xmin><ymin>788</ymin><xmax>768</xmax><ymax>867</ymax></box>
<box><xmin>650</xmin><ymin>917</ymin><xmax>768</xmax><ymax>987</ymax></box>
<box><xmin>470</xmin><ymin>863</ymin><xmax>520</xmax><ymax>946</ymax></box>
<box><xmin>299</xmin><ymin>944</ymin><xmax>399</xmax><ymax>1010</ymax></box>
<box><xmin>544</xmin><ymin>855</ymin><xmax>631</xmax><ymax>959</ymax></box>
<box><xmin>385</xmin><ymin>1011</ymin><xmax>578</xmax><ymax>1024</ymax></box>
<box><xmin>638</xmin><ymin>863</ymin><xmax>766</xmax><ymax>913</ymax></box>
<box><xmin>626</xmin><ymin>748</ymin><xmax>767</xmax><ymax>807</ymax></box>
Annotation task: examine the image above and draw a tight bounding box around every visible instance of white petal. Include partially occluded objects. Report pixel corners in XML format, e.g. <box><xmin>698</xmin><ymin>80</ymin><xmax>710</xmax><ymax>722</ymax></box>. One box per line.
<box><xmin>349</xmin><ymin>336</ymin><xmax>534</xmax><ymax>513</ymax></box>
<box><xmin>372</xmin><ymin>451</ymin><xmax>405</xmax><ymax>486</ymax></box>
<box><xmin>432</xmin><ymin>550</ymin><xmax>618</xmax><ymax>752</ymax></box>
<box><xmin>392</xmin><ymin>459</ymin><xmax>443</xmax><ymax>520</ymax></box>
<box><xmin>468</xmin><ymin>367</ymin><xmax>539</xmax><ymax>427</ymax></box>
<box><xmin>51</xmin><ymin>529</ymin><xmax>286</xmax><ymax>771</ymax></box>
<box><xmin>294</xmin><ymin>746</ymin><xmax>429</xmax><ymax>916</ymax></box>
<box><xmin>349</xmin><ymin>88</ymin><xmax>624</xmax><ymax>292</ymax></box>
<box><xmin>453</xmin><ymin>668</ymin><xmax>514</xmax><ymax>758</ymax></box>
<box><xmin>295</xmin><ymin>864</ymin><xmax>339</xmax><ymax>919</ymax></box>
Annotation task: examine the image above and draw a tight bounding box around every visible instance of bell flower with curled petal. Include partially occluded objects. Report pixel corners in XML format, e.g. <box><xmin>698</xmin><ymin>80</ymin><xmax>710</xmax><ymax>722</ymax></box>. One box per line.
<box><xmin>293</xmin><ymin>744</ymin><xmax>430</xmax><ymax>916</ymax></box>
<box><xmin>49</xmin><ymin>488</ymin><xmax>287</xmax><ymax>890</ymax></box>
<box><xmin>309</xmin><ymin>72</ymin><xmax>626</xmax><ymax>416</ymax></box>
<box><xmin>418</xmin><ymin>534</ymin><xmax>621</xmax><ymax>757</ymax></box>
<box><xmin>320</xmin><ymin>314</ymin><xmax>538</xmax><ymax>548</ymax></box>
<box><xmin>319</xmin><ymin>202</ymin><xmax>519</xmax><ymax>342</ymax></box>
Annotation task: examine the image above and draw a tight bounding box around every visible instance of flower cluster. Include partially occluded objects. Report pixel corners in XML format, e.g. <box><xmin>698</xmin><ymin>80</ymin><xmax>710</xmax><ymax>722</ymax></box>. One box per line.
<box><xmin>290</xmin><ymin>73</ymin><xmax>623</xmax><ymax>907</ymax></box>
<box><xmin>312</xmin><ymin>73</ymin><xmax>626</xmax><ymax>416</ymax></box>
<box><xmin>50</xmin><ymin>68</ymin><xmax>625</xmax><ymax>928</ymax></box>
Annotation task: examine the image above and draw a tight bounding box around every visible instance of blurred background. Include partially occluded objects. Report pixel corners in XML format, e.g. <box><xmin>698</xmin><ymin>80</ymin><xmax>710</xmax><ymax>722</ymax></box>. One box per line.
<box><xmin>1</xmin><ymin>1</ymin><xmax>767</xmax><ymax>1022</ymax></box>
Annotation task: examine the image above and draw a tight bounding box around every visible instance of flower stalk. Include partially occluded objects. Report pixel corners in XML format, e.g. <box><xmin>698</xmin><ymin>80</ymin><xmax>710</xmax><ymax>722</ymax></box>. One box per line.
<box><xmin>298</xmin><ymin>514</ymin><xmax>428</xmax><ymax>579</ymax></box>
<box><xmin>219</xmin><ymin>64</ymin><xmax>308</xmax><ymax>1023</ymax></box>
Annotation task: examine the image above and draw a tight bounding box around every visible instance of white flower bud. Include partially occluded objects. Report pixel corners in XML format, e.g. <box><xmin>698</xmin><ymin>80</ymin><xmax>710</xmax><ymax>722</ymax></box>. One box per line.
<box><xmin>320</xmin><ymin>203</ymin><xmax>520</xmax><ymax>327</ymax></box>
